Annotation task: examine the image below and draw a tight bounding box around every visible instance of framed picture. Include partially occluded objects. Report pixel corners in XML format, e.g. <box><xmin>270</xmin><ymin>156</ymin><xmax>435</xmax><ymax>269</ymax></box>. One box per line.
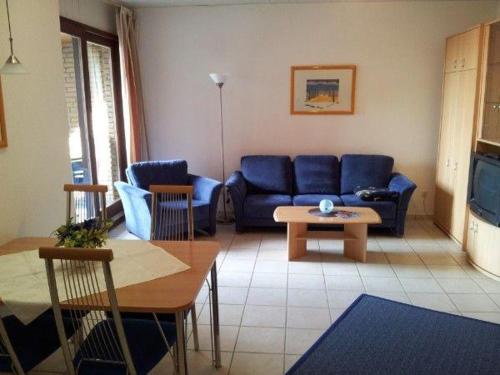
<box><xmin>290</xmin><ymin>65</ymin><xmax>356</xmax><ymax>115</ymax></box>
<box><xmin>0</xmin><ymin>78</ymin><xmax>7</xmax><ymax>148</ymax></box>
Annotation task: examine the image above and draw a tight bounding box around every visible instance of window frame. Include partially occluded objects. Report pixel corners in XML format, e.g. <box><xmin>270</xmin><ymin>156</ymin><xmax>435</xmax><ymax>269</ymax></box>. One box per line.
<box><xmin>60</xmin><ymin>17</ymin><xmax>127</xmax><ymax>218</ymax></box>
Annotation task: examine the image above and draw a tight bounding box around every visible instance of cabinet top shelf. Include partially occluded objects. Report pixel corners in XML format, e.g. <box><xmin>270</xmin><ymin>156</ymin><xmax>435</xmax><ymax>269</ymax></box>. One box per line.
<box><xmin>477</xmin><ymin>138</ymin><xmax>500</xmax><ymax>148</ymax></box>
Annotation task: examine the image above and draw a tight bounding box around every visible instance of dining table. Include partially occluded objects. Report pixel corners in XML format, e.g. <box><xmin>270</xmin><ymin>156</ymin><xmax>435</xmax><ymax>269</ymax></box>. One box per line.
<box><xmin>0</xmin><ymin>237</ymin><xmax>221</xmax><ymax>375</ymax></box>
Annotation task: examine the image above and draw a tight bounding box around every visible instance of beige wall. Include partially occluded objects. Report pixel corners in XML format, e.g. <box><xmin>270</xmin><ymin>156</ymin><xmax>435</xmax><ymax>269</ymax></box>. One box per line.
<box><xmin>137</xmin><ymin>1</ymin><xmax>496</xmax><ymax>215</ymax></box>
<box><xmin>0</xmin><ymin>0</ymin><xmax>71</xmax><ymax>244</ymax></box>
<box><xmin>59</xmin><ymin>0</ymin><xmax>116</xmax><ymax>34</ymax></box>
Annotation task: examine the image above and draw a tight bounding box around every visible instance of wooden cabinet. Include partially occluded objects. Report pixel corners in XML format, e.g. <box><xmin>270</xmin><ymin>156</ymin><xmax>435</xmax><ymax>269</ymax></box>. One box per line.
<box><xmin>444</xmin><ymin>27</ymin><xmax>481</xmax><ymax>73</ymax></box>
<box><xmin>467</xmin><ymin>210</ymin><xmax>500</xmax><ymax>278</ymax></box>
<box><xmin>434</xmin><ymin>26</ymin><xmax>482</xmax><ymax>244</ymax></box>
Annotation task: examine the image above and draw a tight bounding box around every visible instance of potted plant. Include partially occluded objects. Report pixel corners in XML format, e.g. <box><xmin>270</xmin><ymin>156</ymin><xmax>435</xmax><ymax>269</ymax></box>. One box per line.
<box><xmin>53</xmin><ymin>218</ymin><xmax>113</xmax><ymax>248</ymax></box>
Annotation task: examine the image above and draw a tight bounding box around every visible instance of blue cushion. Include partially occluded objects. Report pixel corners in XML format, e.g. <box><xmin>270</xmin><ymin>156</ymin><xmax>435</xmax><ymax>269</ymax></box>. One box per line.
<box><xmin>0</xmin><ymin>310</ymin><xmax>80</xmax><ymax>372</ymax></box>
<box><xmin>341</xmin><ymin>194</ymin><xmax>396</xmax><ymax>219</ymax></box>
<box><xmin>340</xmin><ymin>155</ymin><xmax>394</xmax><ymax>194</ymax></box>
<box><xmin>127</xmin><ymin>160</ymin><xmax>189</xmax><ymax>190</ymax></box>
<box><xmin>242</xmin><ymin>156</ymin><xmax>293</xmax><ymax>194</ymax></box>
<box><xmin>293</xmin><ymin>194</ymin><xmax>343</xmax><ymax>207</ymax></box>
<box><xmin>244</xmin><ymin>194</ymin><xmax>292</xmax><ymax>218</ymax></box>
<box><xmin>294</xmin><ymin>155</ymin><xmax>340</xmax><ymax>194</ymax></box>
<box><xmin>75</xmin><ymin>318</ymin><xmax>176</xmax><ymax>375</ymax></box>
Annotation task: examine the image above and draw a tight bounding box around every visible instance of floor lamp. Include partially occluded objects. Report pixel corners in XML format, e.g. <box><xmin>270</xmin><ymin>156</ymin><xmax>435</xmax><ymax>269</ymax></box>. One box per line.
<box><xmin>210</xmin><ymin>73</ymin><xmax>232</xmax><ymax>223</ymax></box>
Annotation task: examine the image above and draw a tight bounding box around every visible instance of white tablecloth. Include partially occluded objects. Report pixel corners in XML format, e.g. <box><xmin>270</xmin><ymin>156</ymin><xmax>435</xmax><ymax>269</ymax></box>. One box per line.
<box><xmin>0</xmin><ymin>240</ymin><xmax>190</xmax><ymax>324</ymax></box>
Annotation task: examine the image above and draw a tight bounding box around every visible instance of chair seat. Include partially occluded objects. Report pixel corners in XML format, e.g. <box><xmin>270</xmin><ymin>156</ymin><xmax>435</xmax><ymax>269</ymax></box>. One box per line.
<box><xmin>244</xmin><ymin>194</ymin><xmax>292</xmax><ymax>219</ymax></box>
<box><xmin>74</xmin><ymin>318</ymin><xmax>176</xmax><ymax>375</ymax></box>
<box><xmin>0</xmin><ymin>310</ymin><xmax>80</xmax><ymax>372</ymax></box>
<box><xmin>293</xmin><ymin>194</ymin><xmax>343</xmax><ymax>207</ymax></box>
<box><xmin>340</xmin><ymin>194</ymin><xmax>396</xmax><ymax>219</ymax></box>
<box><xmin>158</xmin><ymin>199</ymin><xmax>209</xmax><ymax>223</ymax></box>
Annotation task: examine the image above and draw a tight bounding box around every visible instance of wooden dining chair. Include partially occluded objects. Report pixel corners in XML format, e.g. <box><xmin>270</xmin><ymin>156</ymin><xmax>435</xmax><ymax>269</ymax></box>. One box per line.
<box><xmin>0</xmin><ymin>308</ymin><xmax>83</xmax><ymax>375</ymax></box>
<box><xmin>150</xmin><ymin>185</ymin><xmax>194</xmax><ymax>241</ymax></box>
<box><xmin>64</xmin><ymin>184</ymin><xmax>108</xmax><ymax>223</ymax></box>
<box><xmin>39</xmin><ymin>247</ymin><xmax>177</xmax><ymax>375</ymax></box>
<box><xmin>0</xmin><ymin>319</ymin><xmax>24</xmax><ymax>374</ymax></box>
<box><xmin>149</xmin><ymin>184</ymin><xmax>200</xmax><ymax>351</ymax></box>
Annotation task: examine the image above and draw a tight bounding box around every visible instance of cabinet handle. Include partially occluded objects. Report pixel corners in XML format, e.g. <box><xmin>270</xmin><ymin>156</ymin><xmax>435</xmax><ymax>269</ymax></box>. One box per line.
<box><xmin>453</xmin><ymin>162</ymin><xmax>458</xmax><ymax>171</ymax></box>
<box><xmin>461</xmin><ymin>58</ymin><xmax>465</xmax><ymax>68</ymax></box>
<box><xmin>446</xmin><ymin>159</ymin><xmax>450</xmax><ymax>167</ymax></box>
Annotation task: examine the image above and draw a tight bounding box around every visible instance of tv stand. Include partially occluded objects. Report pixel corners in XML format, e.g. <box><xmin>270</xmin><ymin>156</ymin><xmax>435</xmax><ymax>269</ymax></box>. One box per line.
<box><xmin>467</xmin><ymin>209</ymin><xmax>500</xmax><ymax>280</ymax></box>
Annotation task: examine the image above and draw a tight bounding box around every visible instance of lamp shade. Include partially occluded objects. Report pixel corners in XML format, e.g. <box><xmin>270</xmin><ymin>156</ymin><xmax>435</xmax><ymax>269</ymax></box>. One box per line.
<box><xmin>0</xmin><ymin>54</ymin><xmax>26</xmax><ymax>74</ymax></box>
<box><xmin>209</xmin><ymin>73</ymin><xmax>228</xmax><ymax>85</ymax></box>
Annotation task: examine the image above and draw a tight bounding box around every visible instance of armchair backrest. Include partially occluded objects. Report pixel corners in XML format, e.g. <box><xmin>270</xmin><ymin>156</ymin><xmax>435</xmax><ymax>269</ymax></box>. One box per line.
<box><xmin>340</xmin><ymin>154</ymin><xmax>394</xmax><ymax>194</ymax></box>
<box><xmin>126</xmin><ymin>160</ymin><xmax>189</xmax><ymax>190</ymax></box>
<box><xmin>241</xmin><ymin>155</ymin><xmax>293</xmax><ymax>194</ymax></box>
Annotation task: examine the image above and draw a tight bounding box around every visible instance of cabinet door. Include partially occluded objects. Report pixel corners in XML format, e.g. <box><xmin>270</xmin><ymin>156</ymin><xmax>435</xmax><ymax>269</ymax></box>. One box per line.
<box><xmin>434</xmin><ymin>72</ymin><xmax>459</xmax><ymax>230</ymax></box>
<box><xmin>449</xmin><ymin>70</ymin><xmax>477</xmax><ymax>242</ymax></box>
<box><xmin>459</xmin><ymin>27</ymin><xmax>481</xmax><ymax>71</ymax></box>
<box><xmin>445</xmin><ymin>35</ymin><xmax>460</xmax><ymax>73</ymax></box>
<box><xmin>473</xmin><ymin>215</ymin><xmax>500</xmax><ymax>277</ymax></box>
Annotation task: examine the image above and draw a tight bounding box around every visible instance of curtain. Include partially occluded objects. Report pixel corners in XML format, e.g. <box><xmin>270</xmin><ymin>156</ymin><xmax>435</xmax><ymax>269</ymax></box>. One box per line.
<box><xmin>116</xmin><ymin>6</ymin><xmax>149</xmax><ymax>163</ymax></box>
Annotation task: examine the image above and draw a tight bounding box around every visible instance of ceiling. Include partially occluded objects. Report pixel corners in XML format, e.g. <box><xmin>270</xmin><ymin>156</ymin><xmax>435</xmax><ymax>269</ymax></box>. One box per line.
<box><xmin>117</xmin><ymin>0</ymin><xmax>458</xmax><ymax>8</ymax></box>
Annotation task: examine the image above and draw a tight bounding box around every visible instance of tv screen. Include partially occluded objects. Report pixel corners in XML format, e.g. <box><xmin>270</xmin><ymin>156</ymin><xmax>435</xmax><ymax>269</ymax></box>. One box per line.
<box><xmin>468</xmin><ymin>153</ymin><xmax>500</xmax><ymax>226</ymax></box>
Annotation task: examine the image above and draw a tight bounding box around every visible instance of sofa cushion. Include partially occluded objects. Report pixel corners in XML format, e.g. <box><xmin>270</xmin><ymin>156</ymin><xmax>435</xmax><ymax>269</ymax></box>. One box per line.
<box><xmin>341</xmin><ymin>194</ymin><xmax>396</xmax><ymax>219</ymax></box>
<box><xmin>293</xmin><ymin>194</ymin><xmax>343</xmax><ymax>207</ymax></box>
<box><xmin>244</xmin><ymin>194</ymin><xmax>292</xmax><ymax>219</ymax></box>
<box><xmin>127</xmin><ymin>160</ymin><xmax>189</xmax><ymax>190</ymax></box>
<box><xmin>241</xmin><ymin>156</ymin><xmax>293</xmax><ymax>194</ymax></box>
<box><xmin>294</xmin><ymin>155</ymin><xmax>340</xmax><ymax>195</ymax></box>
<box><xmin>340</xmin><ymin>155</ymin><xmax>394</xmax><ymax>194</ymax></box>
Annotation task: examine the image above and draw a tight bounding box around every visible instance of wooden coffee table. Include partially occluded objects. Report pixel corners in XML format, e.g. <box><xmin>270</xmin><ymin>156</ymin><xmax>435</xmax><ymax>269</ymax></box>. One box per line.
<box><xmin>273</xmin><ymin>206</ymin><xmax>382</xmax><ymax>262</ymax></box>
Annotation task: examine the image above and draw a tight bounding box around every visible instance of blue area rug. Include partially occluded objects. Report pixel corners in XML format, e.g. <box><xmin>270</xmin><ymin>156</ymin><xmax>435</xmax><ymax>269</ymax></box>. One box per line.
<box><xmin>287</xmin><ymin>294</ymin><xmax>500</xmax><ymax>375</ymax></box>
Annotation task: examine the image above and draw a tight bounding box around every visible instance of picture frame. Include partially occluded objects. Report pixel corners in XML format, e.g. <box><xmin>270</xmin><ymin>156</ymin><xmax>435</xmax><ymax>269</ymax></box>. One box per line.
<box><xmin>0</xmin><ymin>77</ymin><xmax>7</xmax><ymax>148</ymax></box>
<box><xmin>290</xmin><ymin>65</ymin><xmax>356</xmax><ymax>115</ymax></box>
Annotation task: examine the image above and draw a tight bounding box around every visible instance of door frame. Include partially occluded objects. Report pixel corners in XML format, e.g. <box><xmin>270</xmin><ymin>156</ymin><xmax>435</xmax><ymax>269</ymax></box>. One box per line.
<box><xmin>60</xmin><ymin>17</ymin><xmax>126</xmax><ymax>218</ymax></box>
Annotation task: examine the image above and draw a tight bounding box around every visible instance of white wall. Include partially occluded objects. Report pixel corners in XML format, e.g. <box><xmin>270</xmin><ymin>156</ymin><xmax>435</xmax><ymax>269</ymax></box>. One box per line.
<box><xmin>0</xmin><ymin>0</ymin><xmax>71</xmax><ymax>244</ymax></box>
<box><xmin>59</xmin><ymin>0</ymin><xmax>117</xmax><ymax>34</ymax></box>
<box><xmin>137</xmin><ymin>1</ymin><xmax>497</xmax><ymax>215</ymax></box>
<box><xmin>0</xmin><ymin>0</ymin><xmax>118</xmax><ymax>244</ymax></box>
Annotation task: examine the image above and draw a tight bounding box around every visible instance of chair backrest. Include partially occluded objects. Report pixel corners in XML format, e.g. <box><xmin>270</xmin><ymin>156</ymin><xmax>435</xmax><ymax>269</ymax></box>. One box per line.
<box><xmin>127</xmin><ymin>160</ymin><xmax>189</xmax><ymax>190</ymax></box>
<box><xmin>0</xmin><ymin>319</ymin><xmax>24</xmax><ymax>374</ymax></box>
<box><xmin>150</xmin><ymin>185</ymin><xmax>194</xmax><ymax>241</ymax></box>
<box><xmin>64</xmin><ymin>184</ymin><xmax>108</xmax><ymax>224</ymax></box>
<box><xmin>39</xmin><ymin>247</ymin><xmax>136</xmax><ymax>375</ymax></box>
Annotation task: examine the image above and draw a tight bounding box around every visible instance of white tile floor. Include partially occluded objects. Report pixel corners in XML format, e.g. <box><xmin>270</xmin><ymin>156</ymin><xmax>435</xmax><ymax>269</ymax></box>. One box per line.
<box><xmin>28</xmin><ymin>219</ymin><xmax>500</xmax><ymax>375</ymax></box>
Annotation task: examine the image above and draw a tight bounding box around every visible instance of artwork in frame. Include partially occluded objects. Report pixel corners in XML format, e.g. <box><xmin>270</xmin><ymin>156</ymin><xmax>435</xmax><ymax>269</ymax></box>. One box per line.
<box><xmin>0</xmin><ymin>77</ymin><xmax>7</xmax><ymax>148</ymax></box>
<box><xmin>290</xmin><ymin>65</ymin><xmax>356</xmax><ymax>115</ymax></box>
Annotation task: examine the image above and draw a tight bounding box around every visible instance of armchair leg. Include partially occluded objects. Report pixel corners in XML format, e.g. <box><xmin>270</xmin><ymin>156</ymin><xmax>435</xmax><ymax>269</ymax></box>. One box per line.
<box><xmin>191</xmin><ymin>305</ymin><xmax>200</xmax><ymax>351</ymax></box>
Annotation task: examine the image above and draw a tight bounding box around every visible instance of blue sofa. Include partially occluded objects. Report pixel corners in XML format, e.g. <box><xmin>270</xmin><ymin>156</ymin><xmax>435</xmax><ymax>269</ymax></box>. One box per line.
<box><xmin>115</xmin><ymin>160</ymin><xmax>223</xmax><ymax>239</ymax></box>
<box><xmin>226</xmin><ymin>155</ymin><xmax>416</xmax><ymax>236</ymax></box>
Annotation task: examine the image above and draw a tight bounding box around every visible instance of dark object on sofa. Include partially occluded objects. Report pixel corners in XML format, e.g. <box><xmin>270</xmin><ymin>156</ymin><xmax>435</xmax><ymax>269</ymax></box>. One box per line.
<box><xmin>354</xmin><ymin>187</ymin><xmax>400</xmax><ymax>201</ymax></box>
<box><xmin>226</xmin><ymin>154</ymin><xmax>416</xmax><ymax>236</ymax></box>
<box><xmin>115</xmin><ymin>160</ymin><xmax>223</xmax><ymax>238</ymax></box>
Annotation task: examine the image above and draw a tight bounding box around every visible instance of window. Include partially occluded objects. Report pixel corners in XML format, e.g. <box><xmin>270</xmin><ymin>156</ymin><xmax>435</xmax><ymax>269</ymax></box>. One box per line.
<box><xmin>60</xmin><ymin>18</ymin><xmax>126</xmax><ymax>219</ymax></box>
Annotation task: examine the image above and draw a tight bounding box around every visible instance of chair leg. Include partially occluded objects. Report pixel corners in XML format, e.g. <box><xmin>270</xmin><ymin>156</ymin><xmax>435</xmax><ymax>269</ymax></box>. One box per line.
<box><xmin>191</xmin><ymin>305</ymin><xmax>200</xmax><ymax>352</ymax></box>
<box><xmin>173</xmin><ymin>342</ymin><xmax>180</xmax><ymax>374</ymax></box>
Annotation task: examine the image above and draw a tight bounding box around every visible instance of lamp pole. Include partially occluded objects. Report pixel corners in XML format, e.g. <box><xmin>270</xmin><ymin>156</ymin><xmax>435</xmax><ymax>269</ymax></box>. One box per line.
<box><xmin>210</xmin><ymin>73</ymin><xmax>232</xmax><ymax>223</ymax></box>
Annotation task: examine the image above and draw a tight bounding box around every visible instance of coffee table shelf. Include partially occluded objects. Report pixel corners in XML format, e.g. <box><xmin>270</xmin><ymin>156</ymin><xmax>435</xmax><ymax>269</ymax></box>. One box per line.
<box><xmin>296</xmin><ymin>231</ymin><xmax>358</xmax><ymax>241</ymax></box>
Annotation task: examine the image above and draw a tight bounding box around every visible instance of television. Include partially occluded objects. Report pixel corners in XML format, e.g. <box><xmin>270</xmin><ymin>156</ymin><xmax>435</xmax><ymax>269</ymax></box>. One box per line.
<box><xmin>468</xmin><ymin>152</ymin><xmax>500</xmax><ymax>226</ymax></box>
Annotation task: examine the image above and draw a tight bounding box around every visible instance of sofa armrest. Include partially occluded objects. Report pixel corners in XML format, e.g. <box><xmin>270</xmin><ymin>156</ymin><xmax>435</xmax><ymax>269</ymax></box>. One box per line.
<box><xmin>225</xmin><ymin>171</ymin><xmax>247</xmax><ymax>229</ymax></box>
<box><xmin>388</xmin><ymin>173</ymin><xmax>417</xmax><ymax>236</ymax></box>
<box><xmin>114</xmin><ymin>181</ymin><xmax>152</xmax><ymax>240</ymax></box>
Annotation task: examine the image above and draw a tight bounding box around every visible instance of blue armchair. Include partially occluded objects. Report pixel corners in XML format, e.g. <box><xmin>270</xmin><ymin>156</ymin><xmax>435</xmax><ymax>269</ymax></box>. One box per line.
<box><xmin>115</xmin><ymin>160</ymin><xmax>223</xmax><ymax>238</ymax></box>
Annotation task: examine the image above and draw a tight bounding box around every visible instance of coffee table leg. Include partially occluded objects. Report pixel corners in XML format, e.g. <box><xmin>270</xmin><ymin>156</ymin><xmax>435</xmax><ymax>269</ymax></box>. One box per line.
<box><xmin>344</xmin><ymin>223</ymin><xmax>368</xmax><ymax>263</ymax></box>
<box><xmin>288</xmin><ymin>222</ymin><xmax>307</xmax><ymax>260</ymax></box>
<box><xmin>175</xmin><ymin>310</ymin><xmax>188</xmax><ymax>375</ymax></box>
